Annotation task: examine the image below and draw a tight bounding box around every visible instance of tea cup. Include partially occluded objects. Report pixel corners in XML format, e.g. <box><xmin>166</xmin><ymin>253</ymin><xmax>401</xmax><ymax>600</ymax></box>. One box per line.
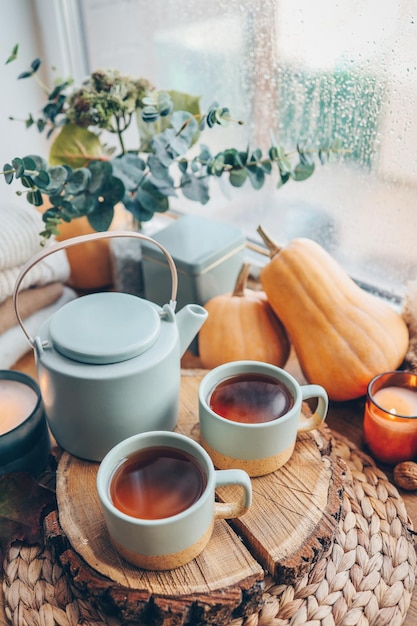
<box><xmin>199</xmin><ymin>361</ymin><xmax>328</xmax><ymax>477</ymax></box>
<box><xmin>96</xmin><ymin>430</ymin><xmax>252</xmax><ymax>570</ymax></box>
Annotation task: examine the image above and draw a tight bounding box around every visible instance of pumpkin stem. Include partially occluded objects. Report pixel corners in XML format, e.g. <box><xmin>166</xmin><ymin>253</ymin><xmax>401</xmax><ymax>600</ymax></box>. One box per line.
<box><xmin>257</xmin><ymin>225</ymin><xmax>282</xmax><ymax>257</ymax></box>
<box><xmin>233</xmin><ymin>263</ymin><xmax>251</xmax><ymax>297</ymax></box>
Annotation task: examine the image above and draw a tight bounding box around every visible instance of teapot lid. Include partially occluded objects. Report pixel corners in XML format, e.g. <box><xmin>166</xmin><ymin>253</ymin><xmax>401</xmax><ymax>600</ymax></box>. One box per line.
<box><xmin>48</xmin><ymin>292</ymin><xmax>161</xmax><ymax>364</ymax></box>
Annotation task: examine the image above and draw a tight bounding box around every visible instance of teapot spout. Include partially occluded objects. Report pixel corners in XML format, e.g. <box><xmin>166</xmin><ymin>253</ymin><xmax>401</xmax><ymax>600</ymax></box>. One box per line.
<box><xmin>176</xmin><ymin>304</ymin><xmax>208</xmax><ymax>357</ymax></box>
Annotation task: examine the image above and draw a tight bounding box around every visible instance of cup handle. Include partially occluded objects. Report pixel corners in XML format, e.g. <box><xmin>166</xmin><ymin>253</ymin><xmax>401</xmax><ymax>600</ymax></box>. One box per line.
<box><xmin>298</xmin><ymin>384</ymin><xmax>329</xmax><ymax>432</ymax></box>
<box><xmin>213</xmin><ymin>469</ymin><xmax>252</xmax><ymax>520</ymax></box>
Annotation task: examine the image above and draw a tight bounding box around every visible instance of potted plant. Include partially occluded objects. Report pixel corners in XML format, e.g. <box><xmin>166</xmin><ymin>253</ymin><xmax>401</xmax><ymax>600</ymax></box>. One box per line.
<box><xmin>3</xmin><ymin>47</ymin><xmax>342</xmax><ymax>292</ymax></box>
<box><xmin>3</xmin><ymin>46</ymin><xmax>341</xmax><ymax>243</ymax></box>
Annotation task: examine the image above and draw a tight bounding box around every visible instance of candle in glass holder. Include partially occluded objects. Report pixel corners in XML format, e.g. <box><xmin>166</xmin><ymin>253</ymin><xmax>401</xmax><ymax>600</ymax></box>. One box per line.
<box><xmin>363</xmin><ymin>371</ymin><xmax>417</xmax><ymax>465</ymax></box>
<box><xmin>0</xmin><ymin>370</ymin><xmax>51</xmax><ymax>476</ymax></box>
<box><xmin>0</xmin><ymin>379</ymin><xmax>38</xmax><ymax>435</ymax></box>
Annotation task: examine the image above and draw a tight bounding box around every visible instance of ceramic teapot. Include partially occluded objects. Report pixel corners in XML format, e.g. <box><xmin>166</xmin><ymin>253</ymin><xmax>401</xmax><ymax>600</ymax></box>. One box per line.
<box><xmin>13</xmin><ymin>231</ymin><xmax>208</xmax><ymax>461</ymax></box>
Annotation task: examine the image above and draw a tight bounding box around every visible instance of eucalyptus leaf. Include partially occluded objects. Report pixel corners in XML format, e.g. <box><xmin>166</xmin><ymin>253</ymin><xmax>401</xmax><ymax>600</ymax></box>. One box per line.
<box><xmin>223</xmin><ymin>148</ymin><xmax>245</xmax><ymax>168</ymax></box>
<box><xmin>190</xmin><ymin>159</ymin><xmax>200</xmax><ymax>174</ymax></box>
<box><xmin>101</xmin><ymin>176</ymin><xmax>125</xmax><ymax>204</ymax></box>
<box><xmin>22</xmin><ymin>156</ymin><xmax>37</xmax><ymax>171</ymax></box>
<box><xmin>208</xmin><ymin>154</ymin><xmax>226</xmax><ymax>177</ymax></box>
<box><xmin>178</xmin><ymin>158</ymin><xmax>188</xmax><ymax>174</ymax></box>
<box><xmin>136</xmin><ymin>181</ymin><xmax>169</xmax><ymax>214</ymax></box>
<box><xmin>31</xmin><ymin>58</ymin><xmax>41</xmax><ymax>73</ymax></box>
<box><xmin>26</xmin><ymin>154</ymin><xmax>48</xmax><ymax>171</ymax></box>
<box><xmin>169</xmin><ymin>111</ymin><xmax>198</xmax><ymax>139</ymax></box>
<box><xmin>152</xmin><ymin>129</ymin><xmax>195</xmax><ymax>166</ymax></box>
<box><xmin>50</xmin><ymin>199</ymin><xmax>70</xmax><ymax>217</ymax></box>
<box><xmin>129</xmin><ymin>197</ymin><xmax>156</xmax><ymax>222</ymax></box>
<box><xmin>180</xmin><ymin>172</ymin><xmax>210</xmax><ymax>203</ymax></box>
<box><xmin>147</xmin><ymin>154</ymin><xmax>170</xmax><ymax>181</ymax></box>
<box><xmin>70</xmin><ymin>192</ymin><xmax>97</xmax><ymax>215</ymax></box>
<box><xmin>246</xmin><ymin>164</ymin><xmax>265</xmax><ymax>190</ymax></box>
<box><xmin>27</xmin><ymin>189</ymin><xmax>43</xmax><ymax>206</ymax></box>
<box><xmin>292</xmin><ymin>160</ymin><xmax>315</xmax><ymax>181</ymax></box>
<box><xmin>11</xmin><ymin>158</ymin><xmax>24</xmax><ymax>178</ymax></box>
<box><xmin>43</xmin><ymin>102</ymin><xmax>60</xmax><ymax>122</ymax></box>
<box><xmin>229</xmin><ymin>168</ymin><xmax>248</xmax><ymax>187</ymax></box>
<box><xmin>21</xmin><ymin>175</ymin><xmax>34</xmax><ymax>188</ymax></box>
<box><xmin>49</xmin><ymin>80</ymin><xmax>73</xmax><ymax>101</ymax></box>
<box><xmin>214</xmin><ymin>107</ymin><xmax>231</xmax><ymax>127</ymax></box>
<box><xmin>112</xmin><ymin>154</ymin><xmax>146</xmax><ymax>191</ymax></box>
<box><xmin>279</xmin><ymin>157</ymin><xmax>292</xmax><ymax>176</ymax></box>
<box><xmin>276</xmin><ymin>145</ymin><xmax>288</xmax><ymax>160</ymax></box>
<box><xmin>260</xmin><ymin>160</ymin><xmax>272</xmax><ymax>174</ymax></box>
<box><xmin>45</xmin><ymin>166</ymin><xmax>69</xmax><ymax>194</ymax></box>
<box><xmin>269</xmin><ymin>146</ymin><xmax>279</xmax><ymax>161</ymax></box>
<box><xmin>277</xmin><ymin>171</ymin><xmax>291</xmax><ymax>188</ymax></box>
<box><xmin>148</xmin><ymin>173</ymin><xmax>176</xmax><ymax>196</ymax></box>
<box><xmin>298</xmin><ymin>151</ymin><xmax>313</xmax><ymax>166</ymax></box>
<box><xmin>5</xmin><ymin>44</ymin><xmax>19</xmax><ymax>64</ymax></box>
<box><xmin>32</xmin><ymin>170</ymin><xmax>50</xmax><ymax>189</ymax></box>
<box><xmin>151</xmin><ymin>132</ymin><xmax>176</xmax><ymax>167</ymax></box>
<box><xmin>250</xmin><ymin>148</ymin><xmax>262</xmax><ymax>162</ymax></box>
<box><xmin>318</xmin><ymin>149</ymin><xmax>328</xmax><ymax>165</ymax></box>
<box><xmin>87</xmin><ymin>202</ymin><xmax>114</xmax><ymax>232</ymax></box>
<box><xmin>65</xmin><ymin>168</ymin><xmax>91</xmax><ymax>194</ymax></box>
<box><xmin>87</xmin><ymin>160</ymin><xmax>114</xmax><ymax>194</ymax></box>
<box><xmin>142</xmin><ymin>96</ymin><xmax>158</xmax><ymax>106</ymax></box>
<box><xmin>141</xmin><ymin>106</ymin><xmax>159</xmax><ymax>123</ymax></box>
<box><xmin>198</xmin><ymin>145</ymin><xmax>212</xmax><ymax>164</ymax></box>
<box><xmin>136</xmin><ymin>90</ymin><xmax>201</xmax><ymax>152</ymax></box>
<box><xmin>18</xmin><ymin>70</ymin><xmax>33</xmax><ymax>80</ymax></box>
<box><xmin>3</xmin><ymin>164</ymin><xmax>14</xmax><ymax>184</ymax></box>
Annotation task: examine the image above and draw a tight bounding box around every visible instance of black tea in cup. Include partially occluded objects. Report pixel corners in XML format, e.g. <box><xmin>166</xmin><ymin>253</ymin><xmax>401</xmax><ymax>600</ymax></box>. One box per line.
<box><xmin>209</xmin><ymin>373</ymin><xmax>294</xmax><ymax>424</ymax></box>
<box><xmin>110</xmin><ymin>445</ymin><xmax>207</xmax><ymax>520</ymax></box>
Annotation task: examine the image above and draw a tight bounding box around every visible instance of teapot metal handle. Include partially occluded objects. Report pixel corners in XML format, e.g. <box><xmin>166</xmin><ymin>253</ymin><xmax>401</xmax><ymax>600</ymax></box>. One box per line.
<box><xmin>13</xmin><ymin>230</ymin><xmax>178</xmax><ymax>348</ymax></box>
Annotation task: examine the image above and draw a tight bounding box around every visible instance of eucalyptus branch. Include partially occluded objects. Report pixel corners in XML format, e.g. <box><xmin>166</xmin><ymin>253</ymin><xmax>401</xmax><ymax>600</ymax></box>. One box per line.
<box><xmin>4</xmin><ymin>46</ymin><xmax>343</xmax><ymax>240</ymax></box>
<box><xmin>31</xmin><ymin>72</ymin><xmax>51</xmax><ymax>96</ymax></box>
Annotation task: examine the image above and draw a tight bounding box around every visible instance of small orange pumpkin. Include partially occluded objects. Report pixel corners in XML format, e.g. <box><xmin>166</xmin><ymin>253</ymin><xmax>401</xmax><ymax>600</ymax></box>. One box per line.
<box><xmin>198</xmin><ymin>263</ymin><xmax>290</xmax><ymax>369</ymax></box>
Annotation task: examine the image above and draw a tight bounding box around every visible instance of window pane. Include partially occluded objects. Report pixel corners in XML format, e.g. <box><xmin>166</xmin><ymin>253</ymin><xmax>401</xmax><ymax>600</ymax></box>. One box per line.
<box><xmin>80</xmin><ymin>0</ymin><xmax>417</xmax><ymax>299</ymax></box>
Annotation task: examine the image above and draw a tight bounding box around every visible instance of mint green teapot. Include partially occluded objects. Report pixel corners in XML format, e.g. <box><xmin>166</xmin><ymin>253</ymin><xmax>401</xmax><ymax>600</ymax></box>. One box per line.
<box><xmin>13</xmin><ymin>232</ymin><xmax>208</xmax><ymax>461</ymax></box>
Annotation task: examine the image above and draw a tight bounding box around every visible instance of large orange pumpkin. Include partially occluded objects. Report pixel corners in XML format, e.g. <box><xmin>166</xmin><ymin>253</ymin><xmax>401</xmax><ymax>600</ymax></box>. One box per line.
<box><xmin>257</xmin><ymin>226</ymin><xmax>409</xmax><ymax>401</ymax></box>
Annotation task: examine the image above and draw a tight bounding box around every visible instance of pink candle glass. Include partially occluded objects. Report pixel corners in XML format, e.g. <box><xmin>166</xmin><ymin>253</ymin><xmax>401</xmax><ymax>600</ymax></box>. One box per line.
<box><xmin>363</xmin><ymin>371</ymin><xmax>417</xmax><ymax>465</ymax></box>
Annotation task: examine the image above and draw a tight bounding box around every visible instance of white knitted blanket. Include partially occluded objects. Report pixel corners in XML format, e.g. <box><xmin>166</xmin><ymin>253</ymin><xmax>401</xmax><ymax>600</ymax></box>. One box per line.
<box><xmin>0</xmin><ymin>204</ymin><xmax>70</xmax><ymax>303</ymax></box>
<box><xmin>0</xmin><ymin>286</ymin><xmax>77</xmax><ymax>369</ymax></box>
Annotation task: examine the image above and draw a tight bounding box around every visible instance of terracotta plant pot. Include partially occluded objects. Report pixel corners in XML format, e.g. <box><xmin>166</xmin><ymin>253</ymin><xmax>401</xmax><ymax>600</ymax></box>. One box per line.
<box><xmin>55</xmin><ymin>217</ymin><xmax>113</xmax><ymax>291</ymax></box>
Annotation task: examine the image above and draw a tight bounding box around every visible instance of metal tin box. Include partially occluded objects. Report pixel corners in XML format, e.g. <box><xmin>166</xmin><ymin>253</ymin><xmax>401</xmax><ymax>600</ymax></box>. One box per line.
<box><xmin>142</xmin><ymin>214</ymin><xmax>246</xmax><ymax>311</ymax></box>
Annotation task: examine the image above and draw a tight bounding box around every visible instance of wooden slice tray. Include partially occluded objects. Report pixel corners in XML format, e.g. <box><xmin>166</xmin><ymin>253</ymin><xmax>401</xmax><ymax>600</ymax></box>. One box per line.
<box><xmin>45</xmin><ymin>370</ymin><xmax>345</xmax><ymax>625</ymax></box>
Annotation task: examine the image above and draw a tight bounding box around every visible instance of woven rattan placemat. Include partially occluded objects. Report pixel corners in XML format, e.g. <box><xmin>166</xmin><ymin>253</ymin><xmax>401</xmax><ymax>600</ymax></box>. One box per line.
<box><xmin>1</xmin><ymin>432</ymin><xmax>416</xmax><ymax>626</ymax></box>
